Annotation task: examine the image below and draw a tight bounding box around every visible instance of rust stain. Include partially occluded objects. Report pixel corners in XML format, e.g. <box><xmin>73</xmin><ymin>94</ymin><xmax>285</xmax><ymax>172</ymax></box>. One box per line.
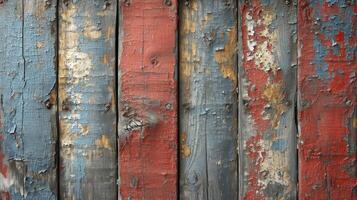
<box><xmin>214</xmin><ymin>26</ymin><xmax>237</xmax><ymax>84</ymax></box>
<box><xmin>106</xmin><ymin>26</ymin><xmax>115</xmax><ymax>40</ymax></box>
<box><xmin>180</xmin><ymin>132</ymin><xmax>191</xmax><ymax>157</ymax></box>
<box><xmin>95</xmin><ymin>135</ymin><xmax>111</xmax><ymax>150</ymax></box>
<box><xmin>262</xmin><ymin>83</ymin><xmax>287</xmax><ymax>128</ymax></box>
<box><xmin>107</xmin><ymin>85</ymin><xmax>116</xmax><ymax>113</ymax></box>
<box><xmin>181</xmin><ymin>3</ymin><xmax>196</xmax><ymax>34</ymax></box>
<box><xmin>202</xmin><ymin>14</ymin><xmax>212</xmax><ymax>27</ymax></box>
<box><xmin>181</xmin><ymin>41</ymin><xmax>199</xmax><ymax>78</ymax></box>
<box><xmin>83</xmin><ymin>20</ymin><xmax>102</xmax><ymax>40</ymax></box>
<box><xmin>36</xmin><ymin>41</ymin><xmax>44</xmax><ymax>49</ymax></box>
<box><xmin>352</xmin><ymin>117</ymin><xmax>357</xmax><ymax>129</ymax></box>
<box><xmin>102</xmin><ymin>54</ymin><xmax>109</xmax><ymax>65</ymax></box>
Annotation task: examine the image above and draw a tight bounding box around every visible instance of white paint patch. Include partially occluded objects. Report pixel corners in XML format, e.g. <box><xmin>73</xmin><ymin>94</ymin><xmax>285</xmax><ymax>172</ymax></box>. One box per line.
<box><xmin>59</xmin><ymin>3</ymin><xmax>94</xmax><ymax>151</ymax></box>
<box><xmin>245</xmin><ymin>10</ymin><xmax>279</xmax><ymax>73</ymax></box>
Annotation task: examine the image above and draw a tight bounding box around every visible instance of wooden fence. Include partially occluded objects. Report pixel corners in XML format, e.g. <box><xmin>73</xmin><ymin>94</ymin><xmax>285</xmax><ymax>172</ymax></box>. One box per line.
<box><xmin>0</xmin><ymin>0</ymin><xmax>356</xmax><ymax>199</ymax></box>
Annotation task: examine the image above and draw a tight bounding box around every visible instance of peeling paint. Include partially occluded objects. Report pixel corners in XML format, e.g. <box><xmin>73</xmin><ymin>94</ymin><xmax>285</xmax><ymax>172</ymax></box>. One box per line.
<box><xmin>214</xmin><ymin>26</ymin><xmax>238</xmax><ymax>84</ymax></box>
<box><xmin>262</xmin><ymin>83</ymin><xmax>288</xmax><ymax>128</ymax></box>
<box><xmin>298</xmin><ymin>1</ymin><xmax>357</xmax><ymax>199</ymax></box>
<box><xmin>238</xmin><ymin>1</ymin><xmax>297</xmax><ymax>199</ymax></box>
<box><xmin>59</xmin><ymin>0</ymin><xmax>117</xmax><ymax>199</ymax></box>
<box><xmin>0</xmin><ymin>0</ymin><xmax>58</xmax><ymax>198</ymax></box>
<box><xmin>83</xmin><ymin>18</ymin><xmax>102</xmax><ymax>40</ymax></box>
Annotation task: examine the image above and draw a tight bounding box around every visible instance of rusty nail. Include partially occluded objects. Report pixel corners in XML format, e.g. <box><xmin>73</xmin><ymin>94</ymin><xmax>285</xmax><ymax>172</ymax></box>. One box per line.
<box><xmin>165</xmin><ymin>103</ymin><xmax>173</xmax><ymax>110</ymax></box>
<box><xmin>150</xmin><ymin>56</ymin><xmax>159</xmax><ymax>66</ymax></box>
<box><xmin>44</xmin><ymin>99</ymin><xmax>52</xmax><ymax>109</ymax></box>
<box><xmin>62</xmin><ymin>99</ymin><xmax>70</xmax><ymax>111</ymax></box>
<box><xmin>123</xmin><ymin>0</ymin><xmax>131</xmax><ymax>6</ymax></box>
<box><xmin>164</xmin><ymin>0</ymin><xmax>172</xmax><ymax>6</ymax></box>
<box><xmin>105</xmin><ymin>103</ymin><xmax>111</xmax><ymax>111</ymax></box>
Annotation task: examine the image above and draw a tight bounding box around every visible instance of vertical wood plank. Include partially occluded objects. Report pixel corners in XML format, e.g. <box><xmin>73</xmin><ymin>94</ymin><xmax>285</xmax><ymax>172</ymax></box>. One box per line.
<box><xmin>238</xmin><ymin>0</ymin><xmax>297</xmax><ymax>199</ymax></box>
<box><xmin>118</xmin><ymin>0</ymin><xmax>178</xmax><ymax>199</ymax></box>
<box><xmin>0</xmin><ymin>0</ymin><xmax>58</xmax><ymax>199</ymax></box>
<box><xmin>179</xmin><ymin>1</ymin><xmax>238</xmax><ymax>199</ymax></box>
<box><xmin>298</xmin><ymin>1</ymin><xmax>356</xmax><ymax>199</ymax></box>
<box><xmin>58</xmin><ymin>0</ymin><xmax>117</xmax><ymax>199</ymax></box>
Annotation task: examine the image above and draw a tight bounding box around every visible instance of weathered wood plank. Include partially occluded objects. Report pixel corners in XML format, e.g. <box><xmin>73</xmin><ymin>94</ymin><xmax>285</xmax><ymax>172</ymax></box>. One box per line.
<box><xmin>117</xmin><ymin>0</ymin><xmax>178</xmax><ymax>199</ymax></box>
<box><xmin>238</xmin><ymin>1</ymin><xmax>297</xmax><ymax>199</ymax></box>
<box><xmin>0</xmin><ymin>0</ymin><xmax>58</xmax><ymax>199</ymax></box>
<box><xmin>179</xmin><ymin>1</ymin><xmax>238</xmax><ymax>199</ymax></box>
<box><xmin>58</xmin><ymin>0</ymin><xmax>117</xmax><ymax>199</ymax></box>
<box><xmin>298</xmin><ymin>1</ymin><xmax>356</xmax><ymax>199</ymax></box>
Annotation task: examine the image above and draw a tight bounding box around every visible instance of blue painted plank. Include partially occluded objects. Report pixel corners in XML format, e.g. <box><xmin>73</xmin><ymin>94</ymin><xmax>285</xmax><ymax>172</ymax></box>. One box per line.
<box><xmin>179</xmin><ymin>0</ymin><xmax>238</xmax><ymax>199</ymax></box>
<box><xmin>58</xmin><ymin>0</ymin><xmax>117</xmax><ymax>199</ymax></box>
<box><xmin>0</xmin><ymin>0</ymin><xmax>58</xmax><ymax>199</ymax></box>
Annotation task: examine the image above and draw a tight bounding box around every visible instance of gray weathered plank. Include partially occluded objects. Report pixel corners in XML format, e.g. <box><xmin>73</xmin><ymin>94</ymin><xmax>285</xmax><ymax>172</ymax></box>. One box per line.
<box><xmin>58</xmin><ymin>0</ymin><xmax>117</xmax><ymax>199</ymax></box>
<box><xmin>238</xmin><ymin>0</ymin><xmax>297</xmax><ymax>199</ymax></box>
<box><xmin>179</xmin><ymin>0</ymin><xmax>238</xmax><ymax>199</ymax></box>
<box><xmin>0</xmin><ymin>0</ymin><xmax>58</xmax><ymax>199</ymax></box>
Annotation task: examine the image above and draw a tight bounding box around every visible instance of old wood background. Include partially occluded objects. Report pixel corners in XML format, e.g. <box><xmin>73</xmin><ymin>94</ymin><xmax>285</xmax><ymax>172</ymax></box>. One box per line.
<box><xmin>0</xmin><ymin>0</ymin><xmax>356</xmax><ymax>200</ymax></box>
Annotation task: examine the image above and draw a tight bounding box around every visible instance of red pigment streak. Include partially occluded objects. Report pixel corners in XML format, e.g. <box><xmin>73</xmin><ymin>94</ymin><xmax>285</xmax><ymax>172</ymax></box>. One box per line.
<box><xmin>119</xmin><ymin>1</ymin><xmax>177</xmax><ymax>199</ymax></box>
<box><xmin>240</xmin><ymin>1</ymin><xmax>284</xmax><ymax>199</ymax></box>
<box><xmin>0</xmin><ymin>150</ymin><xmax>7</xmax><ymax>178</ymax></box>
<box><xmin>244</xmin><ymin>135</ymin><xmax>265</xmax><ymax>200</ymax></box>
<box><xmin>0</xmin><ymin>192</ymin><xmax>10</xmax><ymax>200</ymax></box>
<box><xmin>298</xmin><ymin>1</ymin><xmax>357</xmax><ymax>199</ymax></box>
<box><xmin>0</xmin><ymin>107</ymin><xmax>8</xmax><ymax>198</ymax></box>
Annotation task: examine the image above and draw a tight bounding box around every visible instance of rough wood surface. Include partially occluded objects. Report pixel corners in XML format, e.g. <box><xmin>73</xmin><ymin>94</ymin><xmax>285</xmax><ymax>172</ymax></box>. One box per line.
<box><xmin>179</xmin><ymin>1</ymin><xmax>238</xmax><ymax>199</ymax></box>
<box><xmin>238</xmin><ymin>1</ymin><xmax>297</xmax><ymax>199</ymax></box>
<box><xmin>0</xmin><ymin>0</ymin><xmax>58</xmax><ymax>199</ymax></box>
<box><xmin>58</xmin><ymin>0</ymin><xmax>117</xmax><ymax>199</ymax></box>
<box><xmin>298</xmin><ymin>1</ymin><xmax>356</xmax><ymax>199</ymax></box>
<box><xmin>118</xmin><ymin>0</ymin><xmax>178</xmax><ymax>199</ymax></box>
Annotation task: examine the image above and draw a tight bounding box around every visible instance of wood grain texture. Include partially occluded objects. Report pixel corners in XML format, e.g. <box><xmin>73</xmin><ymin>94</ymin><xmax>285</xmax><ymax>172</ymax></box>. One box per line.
<box><xmin>298</xmin><ymin>1</ymin><xmax>357</xmax><ymax>199</ymax></box>
<box><xmin>238</xmin><ymin>1</ymin><xmax>297</xmax><ymax>199</ymax></box>
<box><xmin>58</xmin><ymin>0</ymin><xmax>117</xmax><ymax>199</ymax></box>
<box><xmin>179</xmin><ymin>1</ymin><xmax>238</xmax><ymax>199</ymax></box>
<box><xmin>0</xmin><ymin>0</ymin><xmax>58</xmax><ymax>199</ymax></box>
<box><xmin>118</xmin><ymin>0</ymin><xmax>178</xmax><ymax>199</ymax></box>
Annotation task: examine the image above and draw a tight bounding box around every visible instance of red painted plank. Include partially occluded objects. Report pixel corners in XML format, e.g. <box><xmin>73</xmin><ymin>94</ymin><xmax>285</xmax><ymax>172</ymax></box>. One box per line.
<box><xmin>118</xmin><ymin>0</ymin><xmax>177</xmax><ymax>199</ymax></box>
<box><xmin>298</xmin><ymin>1</ymin><xmax>357</xmax><ymax>199</ymax></box>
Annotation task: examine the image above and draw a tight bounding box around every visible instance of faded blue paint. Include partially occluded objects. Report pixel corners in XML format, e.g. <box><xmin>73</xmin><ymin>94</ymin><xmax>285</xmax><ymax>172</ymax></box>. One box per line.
<box><xmin>311</xmin><ymin>1</ymin><xmax>356</xmax><ymax>79</ymax></box>
<box><xmin>313</xmin><ymin>36</ymin><xmax>330</xmax><ymax>79</ymax></box>
<box><xmin>272</xmin><ymin>139</ymin><xmax>288</xmax><ymax>152</ymax></box>
<box><xmin>0</xmin><ymin>0</ymin><xmax>57</xmax><ymax>199</ymax></box>
<box><xmin>261</xmin><ymin>0</ymin><xmax>272</xmax><ymax>6</ymax></box>
<box><xmin>180</xmin><ymin>1</ymin><xmax>238</xmax><ymax>199</ymax></box>
<box><xmin>58</xmin><ymin>0</ymin><xmax>117</xmax><ymax>199</ymax></box>
<box><xmin>74</xmin><ymin>151</ymin><xmax>86</xmax><ymax>200</ymax></box>
<box><xmin>326</xmin><ymin>0</ymin><xmax>339</xmax><ymax>6</ymax></box>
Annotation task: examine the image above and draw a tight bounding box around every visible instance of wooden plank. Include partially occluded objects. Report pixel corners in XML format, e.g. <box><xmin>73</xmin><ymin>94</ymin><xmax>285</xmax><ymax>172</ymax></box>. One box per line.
<box><xmin>58</xmin><ymin>0</ymin><xmax>117</xmax><ymax>199</ymax></box>
<box><xmin>179</xmin><ymin>1</ymin><xmax>238</xmax><ymax>199</ymax></box>
<box><xmin>298</xmin><ymin>1</ymin><xmax>356</xmax><ymax>199</ymax></box>
<box><xmin>117</xmin><ymin>0</ymin><xmax>178</xmax><ymax>199</ymax></box>
<box><xmin>0</xmin><ymin>0</ymin><xmax>58</xmax><ymax>199</ymax></box>
<box><xmin>238</xmin><ymin>1</ymin><xmax>297</xmax><ymax>199</ymax></box>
